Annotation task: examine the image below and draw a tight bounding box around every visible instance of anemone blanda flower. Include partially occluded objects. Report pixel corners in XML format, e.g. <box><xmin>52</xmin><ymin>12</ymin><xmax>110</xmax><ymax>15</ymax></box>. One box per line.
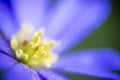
<box><xmin>0</xmin><ymin>0</ymin><xmax>120</xmax><ymax>80</ymax></box>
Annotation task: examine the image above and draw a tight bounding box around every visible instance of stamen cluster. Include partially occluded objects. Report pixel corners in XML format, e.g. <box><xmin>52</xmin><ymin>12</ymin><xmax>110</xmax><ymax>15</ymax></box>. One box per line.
<box><xmin>10</xmin><ymin>24</ymin><xmax>58</xmax><ymax>68</ymax></box>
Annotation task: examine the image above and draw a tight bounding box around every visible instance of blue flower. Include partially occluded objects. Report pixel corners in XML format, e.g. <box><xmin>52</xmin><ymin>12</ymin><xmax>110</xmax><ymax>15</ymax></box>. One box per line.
<box><xmin>0</xmin><ymin>0</ymin><xmax>120</xmax><ymax>80</ymax></box>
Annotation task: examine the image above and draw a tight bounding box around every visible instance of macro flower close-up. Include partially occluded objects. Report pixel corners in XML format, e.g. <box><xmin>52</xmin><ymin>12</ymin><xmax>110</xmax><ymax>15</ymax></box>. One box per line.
<box><xmin>0</xmin><ymin>0</ymin><xmax>120</xmax><ymax>80</ymax></box>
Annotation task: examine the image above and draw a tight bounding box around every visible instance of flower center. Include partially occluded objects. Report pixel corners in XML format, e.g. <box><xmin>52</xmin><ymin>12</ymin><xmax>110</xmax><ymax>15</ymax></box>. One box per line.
<box><xmin>10</xmin><ymin>24</ymin><xmax>58</xmax><ymax>68</ymax></box>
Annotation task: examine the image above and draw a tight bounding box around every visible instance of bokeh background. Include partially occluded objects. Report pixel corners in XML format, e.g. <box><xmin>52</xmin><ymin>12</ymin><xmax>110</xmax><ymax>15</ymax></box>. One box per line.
<box><xmin>68</xmin><ymin>0</ymin><xmax>120</xmax><ymax>80</ymax></box>
<box><xmin>0</xmin><ymin>0</ymin><xmax>120</xmax><ymax>80</ymax></box>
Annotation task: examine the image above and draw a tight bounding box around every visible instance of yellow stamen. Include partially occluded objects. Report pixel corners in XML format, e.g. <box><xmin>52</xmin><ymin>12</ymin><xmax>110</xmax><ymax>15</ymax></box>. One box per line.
<box><xmin>10</xmin><ymin>24</ymin><xmax>58</xmax><ymax>68</ymax></box>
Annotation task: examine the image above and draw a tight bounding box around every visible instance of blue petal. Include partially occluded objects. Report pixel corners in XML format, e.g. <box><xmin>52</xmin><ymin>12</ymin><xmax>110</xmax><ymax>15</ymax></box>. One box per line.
<box><xmin>0</xmin><ymin>52</ymin><xmax>16</xmax><ymax>70</ymax></box>
<box><xmin>46</xmin><ymin>1</ymin><xmax>111</xmax><ymax>53</ymax></box>
<box><xmin>11</xmin><ymin>0</ymin><xmax>49</xmax><ymax>28</ymax></box>
<box><xmin>4</xmin><ymin>64</ymin><xmax>40</xmax><ymax>80</ymax></box>
<box><xmin>37</xmin><ymin>69</ymin><xmax>70</xmax><ymax>80</ymax></box>
<box><xmin>0</xmin><ymin>36</ymin><xmax>13</xmax><ymax>56</ymax></box>
<box><xmin>52</xmin><ymin>48</ymin><xmax>120</xmax><ymax>79</ymax></box>
<box><xmin>0</xmin><ymin>2</ymin><xmax>17</xmax><ymax>40</ymax></box>
<box><xmin>45</xmin><ymin>0</ymin><xmax>82</xmax><ymax>38</ymax></box>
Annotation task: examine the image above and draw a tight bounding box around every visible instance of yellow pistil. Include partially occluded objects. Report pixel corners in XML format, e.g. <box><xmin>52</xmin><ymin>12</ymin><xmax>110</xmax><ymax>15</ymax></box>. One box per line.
<box><xmin>10</xmin><ymin>24</ymin><xmax>58</xmax><ymax>68</ymax></box>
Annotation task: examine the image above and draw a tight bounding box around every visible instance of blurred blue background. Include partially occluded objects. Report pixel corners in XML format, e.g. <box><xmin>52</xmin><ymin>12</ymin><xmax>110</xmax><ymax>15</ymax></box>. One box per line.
<box><xmin>72</xmin><ymin>0</ymin><xmax>120</xmax><ymax>52</ymax></box>
<box><xmin>0</xmin><ymin>0</ymin><xmax>120</xmax><ymax>80</ymax></box>
<box><xmin>67</xmin><ymin>0</ymin><xmax>120</xmax><ymax>80</ymax></box>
